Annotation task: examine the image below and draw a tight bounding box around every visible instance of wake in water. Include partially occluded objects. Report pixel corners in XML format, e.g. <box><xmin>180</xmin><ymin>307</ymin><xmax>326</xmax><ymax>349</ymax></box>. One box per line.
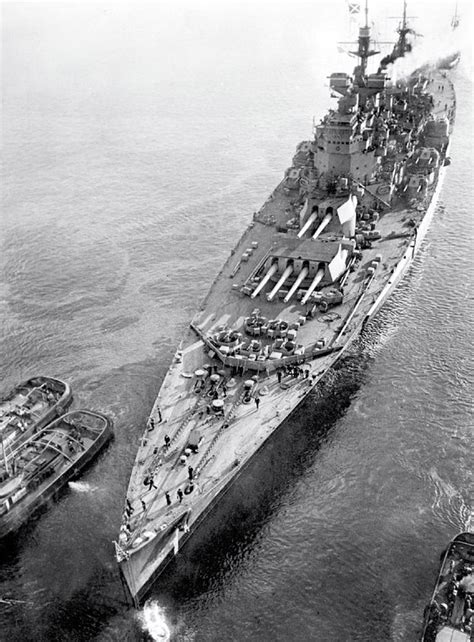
<box><xmin>463</xmin><ymin>507</ymin><xmax>474</xmax><ymax>533</ymax></box>
<box><xmin>138</xmin><ymin>601</ymin><xmax>171</xmax><ymax>641</ymax></box>
<box><xmin>68</xmin><ymin>481</ymin><xmax>98</xmax><ymax>493</ymax></box>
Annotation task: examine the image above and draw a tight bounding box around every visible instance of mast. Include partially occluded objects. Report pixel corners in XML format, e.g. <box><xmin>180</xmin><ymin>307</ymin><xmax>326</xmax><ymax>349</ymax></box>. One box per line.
<box><xmin>350</xmin><ymin>0</ymin><xmax>379</xmax><ymax>79</ymax></box>
<box><xmin>396</xmin><ymin>0</ymin><xmax>412</xmax><ymax>55</ymax></box>
<box><xmin>378</xmin><ymin>0</ymin><xmax>417</xmax><ymax>72</ymax></box>
<box><xmin>451</xmin><ymin>3</ymin><xmax>459</xmax><ymax>30</ymax></box>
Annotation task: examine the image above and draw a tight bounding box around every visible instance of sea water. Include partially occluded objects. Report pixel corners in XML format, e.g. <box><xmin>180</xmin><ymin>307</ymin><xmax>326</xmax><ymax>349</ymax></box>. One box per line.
<box><xmin>1</xmin><ymin>2</ymin><xmax>472</xmax><ymax>640</ymax></box>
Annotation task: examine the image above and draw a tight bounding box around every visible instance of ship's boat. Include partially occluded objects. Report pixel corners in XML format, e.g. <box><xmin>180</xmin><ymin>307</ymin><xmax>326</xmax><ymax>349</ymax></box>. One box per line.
<box><xmin>421</xmin><ymin>532</ymin><xmax>474</xmax><ymax>641</ymax></box>
<box><xmin>115</xmin><ymin>4</ymin><xmax>457</xmax><ymax>604</ymax></box>
<box><xmin>0</xmin><ymin>409</ymin><xmax>113</xmax><ymax>538</ymax></box>
<box><xmin>0</xmin><ymin>376</ymin><xmax>72</xmax><ymax>456</ymax></box>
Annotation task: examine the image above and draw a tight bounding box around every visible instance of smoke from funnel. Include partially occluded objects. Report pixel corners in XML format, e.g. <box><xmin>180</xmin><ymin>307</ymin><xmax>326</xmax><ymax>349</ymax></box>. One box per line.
<box><xmin>384</xmin><ymin>18</ymin><xmax>470</xmax><ymax>82</ymax></box>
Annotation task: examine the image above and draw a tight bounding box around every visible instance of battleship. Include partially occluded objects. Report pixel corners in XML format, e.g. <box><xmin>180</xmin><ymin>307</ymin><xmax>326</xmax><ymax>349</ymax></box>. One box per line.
<box><xmin>115</xmin><ymin>3</ymin><xmax>457</xmax><ymax>604</ymax></box>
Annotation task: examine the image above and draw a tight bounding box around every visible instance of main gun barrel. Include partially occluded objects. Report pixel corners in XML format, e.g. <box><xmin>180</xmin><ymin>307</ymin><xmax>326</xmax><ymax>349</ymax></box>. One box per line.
<box><xmin>283</xmin><ymin>267</ymin><xmax>309</xmax><ymax>303</ymax></box>
<box><xmin>312</xmin><ymin>213</ymin><xmax>332</xmax><ymax>240</ymax></box>
<box><xmin>267</xmin><ymin>265</ymin><xmax>294</xmax><ymax>302</ymax></box>
<box><xmin>301</xmin><ymin>267</ymin><xmax>325</xmax><ymax>305</ymax></box>
<box><xmin>250</xmin><ymin>263</ymin><xmax>278</xmax><ymax>299</ymax></box>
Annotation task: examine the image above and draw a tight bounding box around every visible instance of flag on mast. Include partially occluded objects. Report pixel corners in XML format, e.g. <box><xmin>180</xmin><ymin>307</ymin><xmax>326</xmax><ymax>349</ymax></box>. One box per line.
<box><xmin>347</xmin><ymin>1</ymin><xmax>360</xmax><ymax>15</ymax></box>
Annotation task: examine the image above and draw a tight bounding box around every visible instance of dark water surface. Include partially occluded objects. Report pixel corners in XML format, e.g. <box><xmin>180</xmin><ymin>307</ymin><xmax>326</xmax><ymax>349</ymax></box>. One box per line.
<box><xmin>1</xmin><ymin>2</ymin><xmax>473</xmax><ymax>640</ymax></box>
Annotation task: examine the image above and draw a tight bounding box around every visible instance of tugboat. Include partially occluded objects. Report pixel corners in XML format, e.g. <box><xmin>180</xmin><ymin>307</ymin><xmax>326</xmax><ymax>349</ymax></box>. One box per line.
<box><xmin>0</xmin><ymin>409</ymin><xmax>113</xmax><ymax>538</ymax></box>
<box><xmin>115</xmin><ymin>2</ymin><xmax>457</xmax><ymax>604</ymax></box>
<box><xmin>0</xmin><ymin>376</ymin><xmax>72</xmax><ymax>456</ymax></box>
<box><xmin>421</xmin><ymin>532</ymin><xmax>474</xmax><ymax>641</ymax></box>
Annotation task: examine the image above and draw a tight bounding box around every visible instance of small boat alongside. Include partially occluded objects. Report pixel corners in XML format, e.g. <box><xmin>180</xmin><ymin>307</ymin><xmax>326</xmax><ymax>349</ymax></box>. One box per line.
<box><xmin>421</xmin><ymin>532</ymin><xmax>474</xmax><ymax>641</ymax></box>
<box><xmin>0</xmin><ymin>409</ymin><xmax>113</xmax><ymax>538</ymax></box>
<box><xmin>0</xmin><ymin>376</ymin><xmax>72</xmax><ymax>456</ymax></box>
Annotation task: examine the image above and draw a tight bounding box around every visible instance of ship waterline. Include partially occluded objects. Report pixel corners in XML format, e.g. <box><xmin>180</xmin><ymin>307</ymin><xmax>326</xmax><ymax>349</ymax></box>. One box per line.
<box><xmin>116</xmin><ymin>14</ymin><xmax>456</xmax><ymax>603</ymax></box>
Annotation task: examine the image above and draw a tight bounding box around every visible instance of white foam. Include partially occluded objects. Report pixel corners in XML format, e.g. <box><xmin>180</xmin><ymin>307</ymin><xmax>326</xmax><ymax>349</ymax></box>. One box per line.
<box><xmin>68</xmin><ymin>481</ymin><xmax>98</xmax><ymax>493</ymax></box>
<box><xmin>462</xmin><ymin>506</ymin><xmax>474</xmax><ymax>533</ymax></box>
<box><xmin>138</xmin><ymin>601</ymin><xmax>171</xmax><ymax>642</ymax></box>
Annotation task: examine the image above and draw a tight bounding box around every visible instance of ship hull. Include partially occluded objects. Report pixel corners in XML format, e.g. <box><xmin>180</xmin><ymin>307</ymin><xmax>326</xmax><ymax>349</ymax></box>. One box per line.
<box><xmin>119</xmin><ymin>377</ymin><xmax>330</xmax><ymax>604</ymax></box>
<box><xmin>364</xmin><ymin>158</ymin><xmax>449</xmax><ymax>323</ymax></box>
